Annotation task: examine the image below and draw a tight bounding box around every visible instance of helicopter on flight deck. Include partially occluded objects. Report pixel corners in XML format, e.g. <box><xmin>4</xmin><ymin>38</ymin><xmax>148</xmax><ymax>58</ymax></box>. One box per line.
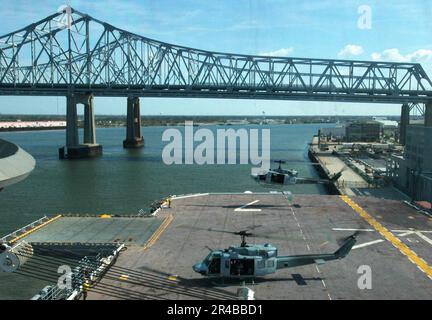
<box><xmin>181</xmin><ymin>226</ymin><xmax>358</xmax><ymax>279</ymax></box>
<box><xmin>251</xmin><ymin>160</ymin><xmax>345</xmax><ymax>186</ymax></box>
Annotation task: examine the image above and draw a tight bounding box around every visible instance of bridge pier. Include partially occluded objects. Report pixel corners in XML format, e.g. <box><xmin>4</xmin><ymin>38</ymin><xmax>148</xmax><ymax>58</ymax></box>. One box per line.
<box><xmin>399</xmin><ymin>103</ymin><xmax>410</xmax><ymax>146</ymax></box>
<box><xmin>123</xmin><ymin>97</ymin><xmax>144</xmax><ymax>148</ymax></box>
<box><xmin>425</xmin><ymin>102</ymin><xmax>432</xmax><ymax>127</ymax></box>
<box><xmin>60</xmin><ymin>93</ymin><xmax>102</xmax><ymax>159</ymax></box>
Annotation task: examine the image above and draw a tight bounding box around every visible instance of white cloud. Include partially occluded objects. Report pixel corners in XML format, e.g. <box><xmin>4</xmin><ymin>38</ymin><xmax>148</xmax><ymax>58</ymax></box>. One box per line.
<box><xmin>260</xmin><ymin>47</ymin><xmax>294</xmax><ymax>57</ymax></box>
<box><xmin>337</xmin><ymin>45</ymin><xmax>364</xmax><ymax>58</ymax></box>
<box><xmin>371</xmin><ymin>48</ymin><xmax>432</xmax><ymax>63</ymax></box>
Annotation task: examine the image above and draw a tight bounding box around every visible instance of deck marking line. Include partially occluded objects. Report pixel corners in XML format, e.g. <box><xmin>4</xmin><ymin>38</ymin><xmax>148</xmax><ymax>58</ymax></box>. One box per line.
<box><xmin>340</xmin><ymin>196</ymin><xmax>432</xmax><ymax>280</ymax></box>
<box><xmin>397</xmin><ymin>231</ymin><xmax>415</xmax><ymax>237</ymax></box>
<box><xmin>10</xmin><ymin>215</ymin><xmax>62</xmax><ymax>244</ymax></box>
<box><xmin>291</xmin><ymin>207</ymin><xmax>330</xmax><ymax>298</ymax></box>
<box><xmin>234</xmin><ymin>200</ymin><xmax>262</xmax><ymax>212</ymax></box>
<box><xmin>143</xmin><ymin>214</ymin><xmax>174</xmax><ymax>250</ymax></box>
<box><xmin>415</xmin><ymin>232</ymin><xmax>432</xmax><ymax>246</ymax></box>
<box><xmin>352</xmin><ymin>239</ymin><xmax>385</xmax><ymax>250</ymax></box>
<box><xmin>393</xmin><ymin>229</ymin><xmax>432</xmax><ymax>233</ymax></box>
<box><xmin>332</xmin><ymin>228</ymin><xmax>374</xmax><ymax>232</ymax></box>
<box><xmin>171</xmin><ymin>193</ymin><xmax>209</xmax><ymax>200</ymax></box>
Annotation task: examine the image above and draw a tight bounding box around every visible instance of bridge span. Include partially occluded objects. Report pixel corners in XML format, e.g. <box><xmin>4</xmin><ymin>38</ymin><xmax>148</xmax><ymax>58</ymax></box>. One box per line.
<box><xmin>1</xmin><ymin>7</ymin><xmax>432</xmax><ymax>158</ymax></box>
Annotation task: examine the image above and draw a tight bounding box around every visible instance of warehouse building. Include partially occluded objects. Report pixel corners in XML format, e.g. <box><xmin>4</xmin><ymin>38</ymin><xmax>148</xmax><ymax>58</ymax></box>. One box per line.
<box><xmin>345</xmin><ymin>121</ymin><xmax>382</xmax><ymax>142</ymax></box>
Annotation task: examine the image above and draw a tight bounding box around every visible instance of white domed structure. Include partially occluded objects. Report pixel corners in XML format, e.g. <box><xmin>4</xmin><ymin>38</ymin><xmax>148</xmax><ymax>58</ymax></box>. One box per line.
<box><xmin>0</xmin><ymin>139</ymin><xmax>35</xmax><ymax>190</ymax></box>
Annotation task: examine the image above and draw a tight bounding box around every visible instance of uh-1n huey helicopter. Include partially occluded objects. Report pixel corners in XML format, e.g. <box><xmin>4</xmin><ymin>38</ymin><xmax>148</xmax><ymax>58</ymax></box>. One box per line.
<box><xmin>183</xmin><ymin>226</ymin><xmax>358</xmax><ymax>279</ymax></box>
<box><xmin>251</xmin><ymin>160</ymin><xmax>344</xmax><ymax>186</ymax></box>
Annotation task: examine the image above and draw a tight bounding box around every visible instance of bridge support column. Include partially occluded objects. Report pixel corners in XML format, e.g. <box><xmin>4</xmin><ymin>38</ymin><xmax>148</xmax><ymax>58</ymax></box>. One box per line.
<box><xmin>425</xmin><ymin>102</ymin><xmax>432</xmax><ymax>127</ymax></box>
<box><xmin>123</xmin><ymin>97</ymin><xmax>144</xmax><ymax>148</ymax></box>
<box><xmin>60</xmin><ymin>93</ymin><xmax>102</xmax><ymax>159</ymax></box>
<box><xmin>83</xmin><ymin>95</ymin><xmax>96</xmax><ymax>144</ymax></box>
<box><xmin>399</xmin><ymin>103</ymin><xmax>410</xmax><ymax>146</ymax></box>
<box><xmin>66</xmin><ymin>94</ymin><xmax>79</xmax><ymax>149</ymax></box>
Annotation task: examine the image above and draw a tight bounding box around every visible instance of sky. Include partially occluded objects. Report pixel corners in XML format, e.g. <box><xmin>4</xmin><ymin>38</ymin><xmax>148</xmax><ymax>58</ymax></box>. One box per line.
<box><xmin>1</xmin><ymin>0</ymin><xmax>432</xmax><ymax>116</ymax></box>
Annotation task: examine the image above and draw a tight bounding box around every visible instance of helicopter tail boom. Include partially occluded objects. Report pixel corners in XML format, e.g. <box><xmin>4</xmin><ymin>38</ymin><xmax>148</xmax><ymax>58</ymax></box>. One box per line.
<box><xmin>276</xmin><ymin>234</ymin><xmax>357</xmax><ymax>269</ymax></box>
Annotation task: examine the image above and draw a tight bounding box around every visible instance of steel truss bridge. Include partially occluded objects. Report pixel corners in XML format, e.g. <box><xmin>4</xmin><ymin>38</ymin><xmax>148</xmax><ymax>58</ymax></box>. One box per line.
<box><xmin>1</xmin><ymin>7</ymin><xmax>432</xmax><ymax>105</ymax></box>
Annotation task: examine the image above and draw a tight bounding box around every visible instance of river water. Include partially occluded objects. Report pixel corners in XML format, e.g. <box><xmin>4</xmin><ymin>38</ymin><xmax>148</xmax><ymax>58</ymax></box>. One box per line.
<box><xmin>0</xmin><ymin>124</ymin><xmax>332</xmax><ymax>236</ymax></box>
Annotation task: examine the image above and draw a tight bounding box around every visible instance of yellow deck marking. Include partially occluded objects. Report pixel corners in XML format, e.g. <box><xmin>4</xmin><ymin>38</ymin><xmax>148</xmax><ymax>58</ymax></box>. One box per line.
<box><xmin>10</xmin><ymin>215</ymin><xmax>62</xmax><ymax>244</ymax></box>
<box><xmin>340</xmin><ymin>196</ymin><xmax>432</xmax><ymax>279</ymax></box>
<box><xmin>168</xmin><ymin>275</ymin><xmax>178</xmax><ymax>281</ymax></box>
<box><xmin>143</xmin><ymin>214</ymin><xmax>174</xmax><ymax>250</ymax></box>
<box><xmin>119</xmin><ymin>275</ymin><xmax>129</xmax><ymax>281</ymax></box>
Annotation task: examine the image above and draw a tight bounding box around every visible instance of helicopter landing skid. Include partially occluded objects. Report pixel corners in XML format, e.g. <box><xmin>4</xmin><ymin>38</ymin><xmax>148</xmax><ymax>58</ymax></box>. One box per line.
<box><xmin>210</xmin><ymin>277</ymin><xmax>256</xmax><ymax>287</ymax></box>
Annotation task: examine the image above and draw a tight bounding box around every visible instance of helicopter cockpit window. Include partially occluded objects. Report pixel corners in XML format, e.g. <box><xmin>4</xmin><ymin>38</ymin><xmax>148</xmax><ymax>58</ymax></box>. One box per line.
<box><xmin>208</xmin><ymin>254</ymin><xmax>221</xmax><ymax>274</ymax></box>
<box><xmin>203</xmin><ymin>253</ymin><xmax>213</xmax><ymax>266</ymax></box>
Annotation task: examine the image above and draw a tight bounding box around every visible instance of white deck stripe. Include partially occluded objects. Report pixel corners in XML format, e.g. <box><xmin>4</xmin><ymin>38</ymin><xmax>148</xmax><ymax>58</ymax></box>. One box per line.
<box><xmin>352</xmin><ymin>239</ymin><xmax>385</xmax><ymax>250</ymax></box>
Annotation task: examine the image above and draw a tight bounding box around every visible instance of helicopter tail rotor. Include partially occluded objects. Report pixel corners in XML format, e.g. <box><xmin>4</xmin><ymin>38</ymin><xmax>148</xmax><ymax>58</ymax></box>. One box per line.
<box><xmin>334</xmin><ymin>234</ymin><xmax>357</xmax><ymax>258</ymax></box>
<box><xmin>336</xmin><ymin>229</ymin><xmax>367</xmax><ymax>246</ymax></box>
<box><xmin>334</xmin><ymin>232</ymin><xmax>363</xmax><ymax>258</ymax></box>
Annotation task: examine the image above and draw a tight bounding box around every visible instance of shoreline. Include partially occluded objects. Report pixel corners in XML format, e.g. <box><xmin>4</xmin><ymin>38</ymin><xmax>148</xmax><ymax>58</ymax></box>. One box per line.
<box><xmin>0</xmin><ymin>126</ymin><xmax>66</xmax><ymax>133</ymax></box>
<box><xmin>0</xmin><ymin>122</ymin><xmax>334</xmax><ymax>133</ymax></box>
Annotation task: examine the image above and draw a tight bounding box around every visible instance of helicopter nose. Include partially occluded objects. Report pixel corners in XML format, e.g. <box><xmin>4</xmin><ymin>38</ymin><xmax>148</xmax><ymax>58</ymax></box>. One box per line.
<box><xmin>193</xmin><ymin>263</ymin><xmax>207</xmax><ymax>275</ymax></box>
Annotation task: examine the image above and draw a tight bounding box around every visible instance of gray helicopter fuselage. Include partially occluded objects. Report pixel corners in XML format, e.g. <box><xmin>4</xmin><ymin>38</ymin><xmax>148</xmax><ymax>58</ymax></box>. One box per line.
<box><xmin>193</xmin><ymin>244</ymin><xmax>279</xmax><ymax>278</ymax></box>
<box><xmin>192</xmin><ymin>235</ymin><xmax>357</xmax><ymax>279</ymax></box>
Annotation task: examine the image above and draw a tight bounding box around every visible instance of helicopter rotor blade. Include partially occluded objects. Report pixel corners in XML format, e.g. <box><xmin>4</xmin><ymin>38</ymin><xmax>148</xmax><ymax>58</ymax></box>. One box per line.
<box><xmin>244</xmin><ymin>224</ymin><xmax>263</xmax><ymax>231</ymax></box>
<box><xmin>176</xmin><ymin>224</ymin><xmax>263</xmax><ymax>236</ymax></box>
<box><xmin>176</xmin><ymin>224</ymin><xmax>237</xmax><ymax>235</ymax></box>
<box><xmin>177</xmin><ymin>224</ymin><xmax>306</xmax><ymax>243</ymax></box>
<box><xmin>246</xmin><ymin>228</ymin><xmax>304</xmax><ymax>242</ymax></box>
<box><xmin>272</xmin><ymin>159</ymin><xmax>324</xmax><ymax>166</ymax></box>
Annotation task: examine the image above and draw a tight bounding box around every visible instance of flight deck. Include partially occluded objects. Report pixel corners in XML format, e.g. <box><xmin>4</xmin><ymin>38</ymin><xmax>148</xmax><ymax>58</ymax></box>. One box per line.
<box><xmin>1</xmin><ymin>193</ymin><xmax>432</xmax><ymax>300</ymax></box>
<box><xmin>89</xmin><ymin>193</ymin><xmax>432</xmax><ymax>300</ymax></box>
